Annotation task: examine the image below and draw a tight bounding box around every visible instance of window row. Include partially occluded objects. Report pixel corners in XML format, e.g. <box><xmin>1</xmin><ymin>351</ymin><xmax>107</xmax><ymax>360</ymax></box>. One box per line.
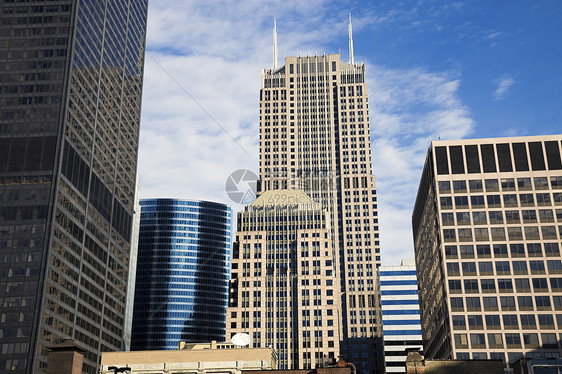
<box><xmin>442</xmin><ymin>209</ymin><xmax>562</xmax><ymax>226</ymax></box>
<box><xmin>440</xmin><ymin>193</ymin><xmax>562</xmax><ymax>210</ymax></box>
<box><xmin>439</xmin><ymin>177</ymin><xmax>562</xmax><ymax>194</ymax></box>
<box><xmin>454</xmin><ymin>332</ymin><xmax>560</xmax><ymax>351</ymax></box>
<box><xmin>442</xmin><ymin>226</ymin><xmax>561</xmax><ymax>242</ymax></box>
<box><xmin>450</xmin><ymin>295</ymin><xmax>562</xmax><ymax>313</ymax></box>
<box><xmin>448</xmin><ymin>278</ymin><xmax>562</xmax><ymax>294</ymax></box>
<box><xmin>444</xmin><ymin>243</ymin><xmax>560</xmax><ymax>259</ymax></box>
<box><xmin>446</xmin><ymin>259</ymin><xmax>562</xmax><ymax>277</ymax></box>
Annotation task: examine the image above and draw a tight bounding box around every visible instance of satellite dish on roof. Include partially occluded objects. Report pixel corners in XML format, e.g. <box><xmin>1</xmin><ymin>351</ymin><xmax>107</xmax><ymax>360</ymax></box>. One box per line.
<box><xmin>231</xmin><ymin>333</ymin><xmax>252</xmax><ymax>347</ymax></box>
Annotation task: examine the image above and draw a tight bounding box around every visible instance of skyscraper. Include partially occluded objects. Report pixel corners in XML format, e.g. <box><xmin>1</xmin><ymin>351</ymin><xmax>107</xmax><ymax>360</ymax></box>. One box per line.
<box><xmin>378</xmin><ymin>259</ymin><xmax>423</xmax><ymax>373</ymax></box>
<box><xmin>413</xmin><ymin>135</ymin><xmax>562</xmax><ymax>368</ymax></box>
<box><xmin>131</xmin><ymin>199</ymin><xmax>232</xmax><ymax>350</ymax></box>
<box><xmin>227</xmin><ymin>20</ymin><xmax>382</xmax><ymax>372</ymax></box>
<box><xmin>0</xmin><ymin>2</ymin><xmax>148</xmax><ymax>372</ymax></box>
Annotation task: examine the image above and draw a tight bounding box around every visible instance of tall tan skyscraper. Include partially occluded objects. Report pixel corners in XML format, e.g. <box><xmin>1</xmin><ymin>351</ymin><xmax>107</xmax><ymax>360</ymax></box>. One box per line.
<box><xmin>227</xmin><ymin>24</ymin><xmax>382</xmax><ymax>372</ymax></box>
<box><xmin>413</xmin><ymin>135</ymin><xmax>562</xmax><ymax>368</ymax></box>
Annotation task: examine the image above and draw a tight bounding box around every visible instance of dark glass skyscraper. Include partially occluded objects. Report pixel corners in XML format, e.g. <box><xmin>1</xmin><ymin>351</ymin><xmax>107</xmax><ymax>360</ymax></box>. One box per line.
<box><xmin>0</xmin><ymin>1</ymin><xmax>148</xmax><ymax>373</ymax></box>
<box><xmin>131</xmin><ymin>199</ymin><xmax>232</xmax><ymax>350</ymax></box>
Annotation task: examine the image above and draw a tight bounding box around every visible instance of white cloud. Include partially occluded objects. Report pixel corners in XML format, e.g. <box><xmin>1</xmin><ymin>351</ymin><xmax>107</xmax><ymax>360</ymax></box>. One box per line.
<box><xmin>494</xmin><ymin>74</ymin><xmax>515</xmax><ymax>100</ymax></box>
<box><xmin>139</xmin><ymin>1</ymin><xmax>476</xmax><ymax>266</ymax></box>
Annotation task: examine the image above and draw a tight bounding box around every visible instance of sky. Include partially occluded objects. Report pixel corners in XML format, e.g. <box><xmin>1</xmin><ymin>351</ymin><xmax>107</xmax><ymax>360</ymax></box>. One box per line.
<box><xmin>138</xmin><ymin>0</ymin><xmax>562</xmax><ymax>266</ymax></box>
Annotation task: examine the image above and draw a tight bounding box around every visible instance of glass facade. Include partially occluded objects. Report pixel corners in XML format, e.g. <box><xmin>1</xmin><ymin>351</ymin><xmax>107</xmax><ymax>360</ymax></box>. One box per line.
<box><xmin>131</xmin><ymin>199</ymin><xmax>232</xmax><ymax>350</ymax></box>
<box><xmin>0</xmin><ymin>1</ymin><xmax>148</xmax><ymax>373</ymax></box>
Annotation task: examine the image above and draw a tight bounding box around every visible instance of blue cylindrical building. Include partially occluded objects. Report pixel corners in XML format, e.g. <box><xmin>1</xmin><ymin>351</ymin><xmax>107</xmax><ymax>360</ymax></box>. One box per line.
<box><xmin>131</xmin><ymin>199</ymin><xmax>232</xmax><ymax>350</ymax></box>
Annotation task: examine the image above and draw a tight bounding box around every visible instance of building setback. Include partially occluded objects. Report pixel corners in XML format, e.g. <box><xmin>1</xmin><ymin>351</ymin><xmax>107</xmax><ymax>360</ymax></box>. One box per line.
<box><xmin>0</xmin><ymin>1</ymin><xmax>148</xmax><ymax>372</ymax></box>
<box><xmin>412</xmin><ymin>135</ymin><xmax>562</xmax><ymax>368</ymax></box>
<box><xmin>379</xmin><ymin>259</ymin><xmax>423</xmax><ymax>373</ymax></box>
<box><xmin>131</xmin><ymin>199</ymin><xmax>232</xmax><ymax>349</ymax></box>
<box><xmin>227</xmin><ymin>40</ymin><xmax>383</xmax><ymax>371</ymax></box>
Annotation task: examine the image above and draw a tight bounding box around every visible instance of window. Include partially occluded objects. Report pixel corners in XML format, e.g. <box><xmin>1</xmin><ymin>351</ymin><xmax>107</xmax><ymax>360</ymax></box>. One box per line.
<box><xmin>495</xmin><ymin>261</ymin><xmax>510</xmax><ymax>275</ymax></box>
<box><xmin>449</xmin><ymin>280</ymin><xmax>462</xmax><ymax>293</ymax></box>
<box><xmin>470</xmin><ymin>333</ymin><xmax>485</xmax><ymax>348</ymax></box>
<box><xmin>443</xmin><ymin>229</ymin><xmax>456</xmax><ymax>242</ymax></box>
<box><xmin>465</xmin><ymin>297</ymin><xmax>481</xmax><ymax>311</ymax></box>
<box><xmin>508</xmin><ymin>227</ymin><xmax>523</xmax><ymax>240</ymax></box>
<box><xmin>529</xmin><ymin>260</ymin><xmax>545</xmax><ymax>274</ymax></box>
<box><xmin>500</xmin><ymin>296</ymin><xmax>516</xmax><ymax>311</ymax></box>
<box><xmin>527</xmin><ymin>243</ymin><xmax>542</xmax><ymax>257</ymax></box>
<box><xmin>488</xmin><ymin>333</ymin><xmax>503</xmax><ymax>348</ymax></box>
<box><xmin>517</xmin><ymin>177</ymin><xmax>532</xmax><ymax>190</ymax></box>
<box><xmin>533</xmin><ymin>278</ymin><xmax>549</xmax><ymax>292</ymax></box>
<box><xmin>515</xmin><ymin>279</ymin><xmax>531</xmax><ymax>293</ymax></box>
<box><xmin>464</xmin><ymin>279</ymin><xmax>479</xmax><ymax>293</ymax></box>
<box><xmin>454</xmin><ymin>334</ymin><xmax>468</xmax><ymax>349</ymax></box>
<box><xmin>503</xmin><ymin>315</ymin><xmax>519</xmax><ymax>329</ymax></box>
<box><xmin>487</xmin><ymin>195</ymin><xmax>501</xmax><ymax>207</ymax></box>
<box><xmin>472</xmin><ymin>211</ymin><xmax>487</xmax><ymax>225</ymax></box>
<box><xmin>505</xmin><ymin>210</ymin><xmax>520</xmax><ymax>223</ymax></box>
<box><xmin>483</xmin><ymin>296</ymin><xmax>498</xmax><ymax>311</ymax></box>
<box><xmin>537</xmin><ymin>193</ymin><xmax>552</xmax><ymax>206</ymax></box>
<box><xmin>523</xmin><ymin>333</ymin><xmax>540</xmax><ymax>349</ymax></box>
<box><xmin>534</xmin><ymin>177</ymin><xmax>549</xmax><ymax>190</ymax></box>
<box><xmin>498</xmin><ymin>279</ymin><xmax>513</xmax><ymax>292</ymax></box>
<box><xmin>517</xmin><ymin>295</ymin><xmax>533</xmax><ymax>310</ymax></box>
<box><xmin>491</xmin><ymin>227</ymin><xmax>506</xmax><ymax>241</ymax></box>
<box><xmin>542</xmin><ymin>226</ymin><xmax>557</xmax><ymax>239</ymax></box>
<box><xmin>486</xmin><ymin>315</ymin><xmax>501</xmax><ymax>329</ymax></box>
<box><xmin>462</xmin><ymin>262</ymin><xmax>477</xmax><ymax>276</ymax></box>
<box><xmin>471</xmin><ymin>195</ymin><xmax>485</xmax><ymax>208</ymax></box>
<box><xmin>505</xmin><ymin>333</ymin><xmax>522</xmax><ymax>348</ymax></box>
<box><xmin>447</xmin><ymin>262</ymin><xmax>460</xmax><ymax>276</ymax></box>
<box><xmin>454</xmin><ymin>196</ymin><xmax>469</xmax><ymax>209</ymax></box>
<box><xmin>512</xmin><ymin>261</ymin><xmax>528</xmax><ymax>274</ymax></box>
<box><xmin>450</xmin><ymin>297</ymin><xmax>464</xmax><ymax>312</ymax></box>
<box><xmin>452</xmin><ymin>315</ymin><xmax>466</xmax><ymax>330</ymax></box>
<box><xmin>453</xmin><ymin>180</ymin><xmax>467</xmax><ymax>192</ymax></box>
<box><xmin>539</xmin><ymin>209</ymin><xmax>555</xmax><ymax>223</ymax></box>
<box><xmin>535</xmin><ymin>296</ymin><xmax>551</xmax><ymax>310</ymax></box>
<box><xmin>501</xmin><ymin>178</ymin><xmax>516</xmax><ymax>191</ymax></box>
<box><xmin>545</xmin><ymin>243</ymin><xmax>560</xmax><ymax>256</ymax></box>
<box><xmin>459</xmin><ymin>245</ymin><xmax>474</xmax><ymax>259</ymax></box>
<box><xmin>522</xmin><ymin>209</ymin><xmax>537</xmax><ymax>222</ymax></box>
<box><xmin>438</xmin><ymin>181</ymin><xmax>451</xmax><ymax>193</ymax></box>
<box><xmin>489</xmin><ymin>211</ymin><xmax>504</xmax><ymax>224</ymax></box>
<box><xmin>442</xmin><ymin>213</ymin><xmax>455</xmax><ymax>226</ymax></box>
<box><xmin>548</xmin><ymin>259</ymin><xmax>562</xmax><ymax>274</ymax></box>
<box><xmin>485</xmin><ymin>179</ymin><xmax>499</xmax><ymax>192</ymax></box>
<box><xmin>493</xmin><ymin>244</ymin><xmax>508</xmax><ymax>258</ymax></box>
<box><xmin>469</xmin><ymin>179</ymin><xmax>483</xmax><ymax>192</ymax></box>
<box><xmin>520</xmin><ymin>314</ymin><xmax>537</xmax><ymax>329</ymax></box>
<box><xmin>445</xmin><ymin>245</ymin><xmax>458</xmax><ymax>259</ymax></box>
<box><xmin>440</xmin><ymin>196</ymin><xmax>452</xmax><ymax>209</ymax></box>
<box><xmin>538</xmin><ymin>315</ymin><xmax>555</xmax><ymax>329</ymax></box>
<box><xmin>474</xmin><ymin>228</ymin><xmax>489</xmax><ymax>241</ymax></box>
<box><xmin>480</xmin><ymin>279</ymin><xmax>495</xmax><ymax>293</ymax></box>
<box><xmin>525</xmin><ymin>227</ymin><xmax>540</xmax><ymax>241</ymax></box>
<box><xmin>456</xmin><ymin>212</ymin><xmax>471</xmax><ymax>225</ymax></box>
<box><xmin>520</xmin><ymin>193</ymin><xmax>535</xmax><ymax>206</ymax></box>
<box><xmin>476</xmin><ymin>245</ymin><xmax>491</xmax><ymax>258</ymax></box>
<box><xmin>479</xmin><ymin>262</ymin><xmax>493</xmax><ymax>275</ymax></box>
<box><xmin>458</xmin><ymin>228</ymin><xmax>472</xmax><ymax>241</ymax></box>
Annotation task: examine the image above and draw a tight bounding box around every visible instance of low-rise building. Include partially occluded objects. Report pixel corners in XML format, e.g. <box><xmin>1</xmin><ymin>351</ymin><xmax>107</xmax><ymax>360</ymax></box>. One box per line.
<box><xmin>99</xmin><ymin>341</ymin><xmax>277</xmax><ymax>374</ymax></box>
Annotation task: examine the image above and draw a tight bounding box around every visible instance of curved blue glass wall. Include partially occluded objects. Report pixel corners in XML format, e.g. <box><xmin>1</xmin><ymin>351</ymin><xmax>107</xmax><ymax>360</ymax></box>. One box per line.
<box><xmin>131</xmin><ymin>199</ymin><xmax>231</xmax><ymax>350</ymax></box>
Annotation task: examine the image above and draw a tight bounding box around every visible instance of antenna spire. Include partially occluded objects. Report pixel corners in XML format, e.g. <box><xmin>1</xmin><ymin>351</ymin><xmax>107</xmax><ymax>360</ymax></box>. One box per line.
<box><xmin>348</xmin><ymin>13</ymin><xmax>354</xmax><ymax>65</ymax></box>
<box><xmin>273</xmin><ymin>18</ymin><xmax>278</xmax><ymax>69</ymax></box>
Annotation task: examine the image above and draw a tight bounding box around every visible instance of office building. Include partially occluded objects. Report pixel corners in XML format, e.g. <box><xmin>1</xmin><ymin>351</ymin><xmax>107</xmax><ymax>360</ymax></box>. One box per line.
<box><xmin>0</xmin><ymin>1</ymin><xmax>148</xmax><ymax>372</ymax></box>
<box><xmin>228</xmin><ymin>20</ymin><xmax>382</xmax><ymax>372</ymax></box>
<box><xmin>379</xmin><ymin>259</ymin><xmax>423</xmax><ymax>373</ymax></box>
<box><xmin>131</xmin><ymin>199</ymin><xmax>232</xmax><ymax>350</ymax></box>
<box><xmin>412</xmin><ymin>135</ymin><xmax>562</xmax><ymax>367</ymax></box>
<box><xmin>227</xmin><ymin>190</ymin><xmax>341</xmax><ymax>369</ymax></box>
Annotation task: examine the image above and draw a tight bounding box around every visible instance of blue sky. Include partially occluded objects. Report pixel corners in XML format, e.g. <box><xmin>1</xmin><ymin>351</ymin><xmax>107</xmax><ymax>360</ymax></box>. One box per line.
<box><xmin>138</xmin><ymin>0</ymin><xmax>562</xmax><ymax>265</ymax></box>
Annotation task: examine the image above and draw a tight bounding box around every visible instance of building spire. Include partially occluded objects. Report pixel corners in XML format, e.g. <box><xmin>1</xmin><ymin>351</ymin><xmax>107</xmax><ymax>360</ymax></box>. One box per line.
<box><xmin>348</xmin><ymin>13</ymin><xmax>354</xmax><ymax>65</ymax></box>
<box><xmin>273</xmin><ymin>18</ymin><xmax>278</xmax><ymax>69</ymax></box>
